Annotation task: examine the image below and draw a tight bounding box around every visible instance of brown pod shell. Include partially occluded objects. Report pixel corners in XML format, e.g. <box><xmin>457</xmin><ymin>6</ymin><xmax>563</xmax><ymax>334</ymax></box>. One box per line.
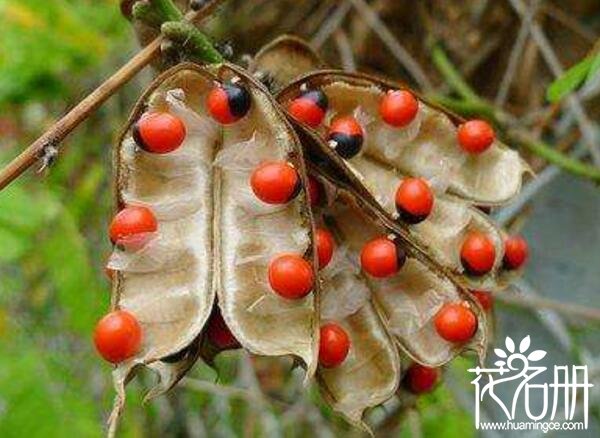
<box><xmin>250</xmin><ymin>35</ymin><xmax>325</xmax><ymax>91</ymax></box>
<box><xmin>278</xmin><ymin>71</ymin><xmax>528</xmax><ymax>290</ymax></box>
<box><xmin>108</xmin><ymin>63</ymin><xmax>319</xmax><ymax>434</ymax></box>
<box><xmin>311</xmin><ymin>173</ymin><xmax>488</xmax><ymax>428</ymax></box>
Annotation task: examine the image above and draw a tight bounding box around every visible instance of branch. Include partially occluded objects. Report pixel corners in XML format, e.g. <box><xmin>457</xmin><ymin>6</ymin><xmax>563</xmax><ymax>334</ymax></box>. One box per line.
<box><xmin>0</xmin><ymin>1</ymin><xmax>223</xmax><ymax>192</ymax></box>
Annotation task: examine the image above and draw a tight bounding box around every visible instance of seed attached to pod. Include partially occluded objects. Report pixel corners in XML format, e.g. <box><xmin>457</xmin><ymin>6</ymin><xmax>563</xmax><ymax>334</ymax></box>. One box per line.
<box><xmin>307</xmin><ymin>175</ymin><xmax>322</xmax><ymax>206</ymax></box>
<box><xmin>405</xmin><ymin>364</ymin><xmax>439</xmax><ymax>394</ymax></box>
<box><xmin>395</xmin><ymin>177</ymin><xmax>434</xmax><ymax>224</ymax></box>
<box><xmin>316</xmin><ymin>228</ymin><xmax>335</xmax><ymax>269</ymax></box>
<box><xmin>319</xmin><ymin>322</ymin><xmax>350</xmax><ymax>368</ymax></box>
<box><xmin>268</xmin><ymin>254</ymin><xmax>314</xmax><ymax>299</ymax></box>
<box><xmin>288</xmin><ymin>88</ymin><xmax>328</xmax><ymax>127</ymax></box>
<box><xmin>94</xmin><ymin>310</ymin><xmax>142</xmax><ymax>363</ymax></box>
<box><xmin>471</xmin><ymin>290</ymin><xmax>493</xmax><ymax>312</ymax></box>
<box><xmin>250</xmin><ymin>161</ymin><xmax>300</xmax><ymax>204</ymax></box>
<box><xmin>109</xmin><ymin>205</ymin><xmax>158</xmax><ymax>249</ymax></box>
<box><xmin>206</xmin><ymin>82</ymin><xmax>251</xmax><ymax>124</ymax></box>
<box><xmin>379</xmin><ymin>89</ymin><xmax>419</xmax><ymax>128</ymax></box>
<box><xmin>133</xmin><ymin>112</ymin><xmax>186</xmax><ymax>154</ymax></box>
<box><xmin>503</xmin><ymin>235</ymin><xmax>529</xmax><ymax>270</ymax></box>
<box><xmin>434</xmin><ymin>302</ymin><xmax>477</xmax><ymax>343</ymax></box>
<box><xmin>327</xmin><ymin>116</ymin><xmax>364</xmax><ymax>159</ymax></box>
<box><xmin>460</xmin><ymin>231</ymin><xmax>496</xmax><ymax>275</ymax></box>
<box><xmin>206</xmin><ymin>308</ymin><xmax>240</xmax><ymax>350</ymax></box>
<box><xmin>360</xmin><ymin>236</ymin><xmax>406</xmax><ymax>278</ymax></box>
<box><xmin>457</xmin><ymin>119</ymin><xmax>495</xmax><ymax>154</ymax></box>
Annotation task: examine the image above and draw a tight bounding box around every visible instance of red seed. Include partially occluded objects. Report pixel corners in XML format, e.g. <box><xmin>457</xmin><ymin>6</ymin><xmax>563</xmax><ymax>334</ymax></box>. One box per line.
<box><xmin>503</xmin><ymin>235</ymin><xmax>529</xmax><ymax>270</ymax></box>
<box><xmin>94</xmin><ymin>310</ymin><xmax>142</xmax><ymax>363</ymax></box>
<box><xmin>379</xmin><ymin>90</ymin><xmax>419</xmax><ymax>127</ymax></box>
<box><xmin>316</xmin><ymin>228</ymin><xmax>335</xmax><ymax>269</ymax></box>
<box><xmin>109</xmin><ymin>206</ymin><xmax>157</xmax><ymax>247</ymax></box>
<box><xmin>360</xmin><ymin>236</ymin><xmax>406</xmax><ymax>278</ymax></box>
<box><xmin>457</xmin><ymin>119</ymin><xmax>495</xmax><ymax>154</ymax></box>
<box><xmin>319</xmin><ymin>323</ymin><xmax>350</xmax><ymax>368</ymax></box>
<box><xmin>206</xmin><ymin>83</ymin><xmax>251</xmax><ymax>124</ymax></box>
<box><xmin>206</xmin><ymin>308</ymin><xmax>240</xmax><ymax>350</ymax></box>
<box><xmin>268</xmin><ymin>254</ymin><xmax>314</xmax><ymax>299</ymax></box>
<box><xmin>288</xmin><ymin>89</ymin><xmax>328</xmax><ymax>127</ymax></box>
<box><xmin>460</xmin><ymin>231</ymin><xmax>496</xmax><ymax>275</ymax></box>
<box><xmin>250</xmin><ymin>161</ymin><xmax>300</xmax><ymax>204</ymax></box>
<box><xmin>328</xmin><ymin>116</ymin><xmax>364</xmax><ymax>159</ymax></box>
<box><xmin>134</xmin><ymin>112</ymin><xmax>186</xmax><ymax>154</ymax></box>
<box><xmin>395</xmin><ymin>178</ymin><xmax>434</xmax><ymax>224</ymax></box>
<box><xmin>406</xmin><ymin>364</ymin><xmax>439</xmax><ymax>394</ymax></box>
<box><xmin>471</xmin><ymin>290</ymin><xmax>494</xmax><ymax>312</ymax></box>
<box><xmin>434</xmin><ymin>302</ymin><xmax>477</xmax><ymax>343</ymax></box>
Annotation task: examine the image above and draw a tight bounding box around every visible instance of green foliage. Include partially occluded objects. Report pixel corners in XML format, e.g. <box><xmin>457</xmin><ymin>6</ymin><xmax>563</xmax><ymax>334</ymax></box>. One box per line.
<box><xmin>546</xmin><ymin>51</ymin><xmax>600</xmax><ymax>103</ymax></box>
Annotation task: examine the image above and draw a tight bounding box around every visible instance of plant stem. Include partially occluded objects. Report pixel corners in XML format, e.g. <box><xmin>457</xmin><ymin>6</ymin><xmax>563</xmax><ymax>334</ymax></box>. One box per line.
<box><xmin>0</xmin><ymin>1</ymin><xmax>223</xmax><ymax>192</ymax></box>
<box><xmin>162</xmin><ymin>21</ymin><xmax>224</xmax><ymax>63</ymax></box>
<box><xmin>430</xmin><ymin>43</ymin><xmax>481</xmax><ymax>102</ymax></box>
<box><xmin>152</xmin><ymin>0</ymin><xmax>184</xmax><ymax>21</ymax></box>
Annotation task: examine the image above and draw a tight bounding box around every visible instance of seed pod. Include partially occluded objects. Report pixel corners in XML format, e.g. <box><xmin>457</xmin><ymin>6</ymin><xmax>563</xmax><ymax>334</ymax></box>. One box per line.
<box><xmin>278</xmin><ymin>71</ymin><xmax>530</xmax><ymax>205</ymax></box>
<box><xmin>108</xmin><ymin>63</ymin><xmax>319</xmax><ymax>432</ymax></box>
<box><xmin>249</xmin><ymin>35</ymin><xmax>325</xmax><ymax>92</ymax></box>
<box><xmin>311</xmin><ymin>173</ymin><xmax>487</xmax><ymax>429</ymax></box>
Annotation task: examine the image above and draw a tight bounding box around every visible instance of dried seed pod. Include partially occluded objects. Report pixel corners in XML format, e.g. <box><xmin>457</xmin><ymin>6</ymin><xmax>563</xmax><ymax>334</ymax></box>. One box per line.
<box><xmin>108</xmin><ymin>63</ymin><xmax>319</xmax><ymax>432</ymax></box>
<box><xmin>278</xmin><ymin>72</ymin><xmax>524</xmax><ymax>290</ymax></box>
<box><xmin>278</xmin><ymin>71</ymin><xmax>530</xmax><ymax>205</ymax></box>
<box><xmin>311</xmin><ymin>173</ymin><xmax>487</xmax><ymax>428</ymax></box>
<box><xmin>249</xmin><ymin>35</ymin><xmax>325</xmax><ymax>92</ymax></box>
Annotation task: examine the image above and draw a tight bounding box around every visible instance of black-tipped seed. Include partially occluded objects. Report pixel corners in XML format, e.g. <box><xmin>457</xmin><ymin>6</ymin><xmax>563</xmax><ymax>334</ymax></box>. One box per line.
<box><xmin>327</xmin><ymin>116</ymin><xmax>364</xmax><ymax>159</ymax></box>
<box><xmin>288</xmin><ymin>89</ymin><xmax>329</xmax><ymax>127</ymax></box>
<box><xmin>207</xmin><ymin>82</ymin><xmax>251</xmax><ymax>124</ymax></box>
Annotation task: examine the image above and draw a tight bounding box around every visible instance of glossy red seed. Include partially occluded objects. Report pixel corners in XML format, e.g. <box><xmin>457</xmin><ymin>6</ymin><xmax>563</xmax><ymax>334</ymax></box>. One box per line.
<box><xmin>360</xmin><ymin>237</ymin><xmax>405</xmax><ymax>278</ymax></box>
<box><xmin>250</xmin><ymin>161</ymin><xmax>300</xmax><ymax>204</ymax></box>
<box><xmin>109</xmin><ymin>205</ymin><xmax>157</xmax><ymax>246</ymax></box>
<box><xmin>307</xmin><ymin>175</ymin><xmax>322</xmax><ymax>206</ymax></box>
<box><xmin>288</xmin><ymin>97</ymin><xmax>326</xmax><ymax>127</ymax></box>
<box><xmin>471</xmin><ymin>290</ymin><xmax>494</xmax><ymax>312</ymax></box>
<box><xmin>319</xmin><ymin>323</ymin><xmax>350</xmax><ymax>368</ymax></box>
<box><xmin>206</xmin><ymin>308</ymin><xmax>240</xmax><ymax>350</ymax></box>
<box><xmin>395</xmin><ymin>178</ymin><xmax>434</xmax><ymax>223</ymax></box>
<box><xmin>94</xmin><ymin>310</ymin><xmax>142</xmax><ymax>363</ymax></box>
<box><xmin>460</xmin><ymin>231</ymin><xmax>496</xmax><ymax>275</ymax></box>
<box><xmin>406</xmin><ymin>364</ymin><xmax>439</xmax><ymax>394</ymax></box>
<box><xmin>379</xmin><ymin>90</ymin><xmax>419</xmax><ymax>127</ymax></box>
<box><xmin>434</xmin><ymin>302</ymin><xmax>477</xmax><ymax>343</ymax></box>
<box><xmin>207</xmin><ymin>87</ymin><xmax>235</xmax><ymax>124</ymax></box>
<box><xmin>316</xmin><ymin>228</ymin><xmax>335</xmax><ymax>269</ymax></box>
<box><xmin>457</xmin><ymin>119</ymin><xmax>495</xmax><ymax>154</ymax></box>
<box><xmin>135</xmin><ymin>112</ymin><xmax>186</xmax><ymax>154</ymax></box>
<box><xmin>503</xmin><ymin>235</ymin><xmax>529</xmax><ymax>270</ymax></box>
<box><xmin>268</xmin><ymin>254</ymin><xmax>314</xmax><ymax>299</ymax></box>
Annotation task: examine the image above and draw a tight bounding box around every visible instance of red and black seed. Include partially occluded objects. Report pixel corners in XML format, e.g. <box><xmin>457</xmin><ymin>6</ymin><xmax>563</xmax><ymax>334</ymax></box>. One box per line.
<box><xmin>327</xmin><ymin>116</ymin><xmax>364</xmax><ymax>159</ymax></box>
<box><xmin>207</xmin><ymin>82</ymin><xmax>252</xmax><ymax>124</ymax></box>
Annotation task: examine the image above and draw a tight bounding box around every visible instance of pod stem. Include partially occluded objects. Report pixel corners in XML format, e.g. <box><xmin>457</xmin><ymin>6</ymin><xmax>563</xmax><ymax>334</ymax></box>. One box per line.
<box><xmin>429</xmin><ymin>43</ymin><xmax>600</xmax><ymax>184</ymax></box>
<box><xmin>162</xmin><ymin>21</ymin><xmax>224</xmax><ymax>64</ymax></box>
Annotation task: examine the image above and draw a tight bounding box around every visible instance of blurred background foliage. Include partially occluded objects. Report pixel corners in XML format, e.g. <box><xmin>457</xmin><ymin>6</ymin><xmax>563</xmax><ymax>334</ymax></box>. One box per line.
<box><xmin>0</xmin><ymin>0</ymin><xmax>598</xmax><ymax>437</ymax></box>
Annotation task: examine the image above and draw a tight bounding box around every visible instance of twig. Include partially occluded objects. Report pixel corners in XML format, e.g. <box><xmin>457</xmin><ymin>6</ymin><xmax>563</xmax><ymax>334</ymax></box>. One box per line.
<box><xmin>507</xmin><ymin>0</ymin><xmax>600</xmax><ymax>166</ymax></box>
<box><xmin>430</xmin><ymin>43</ymin><xmax>481</xmax><ymax>102</ymax></box>
<box><xmin>311</xmin><ymin>1</ymin><xmax>352</xmax><ymax>49</ymax></box>
<box><xmin>0</xmin><ymin>2</ymin><xmax>222</xmax><ymax>192</ymax></box>
<box><xmin>495</xmin><ymin>0</ymin><xmax>541</xmax><ymax>106</ymax></box>
<box><xmin>334</xmin><ymin>29</ymin><xmax>356</xmax><ymax>72</ymax></box>
<box><xmin>348</xmin><ymin>0</ymin><xmax>433</xmax><ymax>91</ymax></box>
<box><xmin>497</xmin><ymin>285</ymin><xmax>600</xmax><ymax>323</ymax></box>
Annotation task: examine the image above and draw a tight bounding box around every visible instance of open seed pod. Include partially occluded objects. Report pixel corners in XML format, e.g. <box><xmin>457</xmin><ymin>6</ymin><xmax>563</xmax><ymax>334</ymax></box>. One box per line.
<box><xmin>107</xmin><ymin>62</ymin><xmax>319</xmax><ymax>434</ymax></box>
<box><xmin>249</xmin><ymin>35</ymin><xmax>325</xmax><ymax>92</ymax></box>
<box><xmin>277</xmin><ymin>71</ymin><xmax>529</xmax><ymax>289</ymax></box>
<box><xmin>312</xmin><ymin>172</ymin><xmax>487</xmax><ymax>429</ymax></box>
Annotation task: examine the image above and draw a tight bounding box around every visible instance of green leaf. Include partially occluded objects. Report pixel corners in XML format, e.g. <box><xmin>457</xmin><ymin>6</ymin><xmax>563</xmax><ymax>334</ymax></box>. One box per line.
<box><xmin>546</xmin><ymin>56</ymin><xmax>593</xmax><ymax>103</ymax></box>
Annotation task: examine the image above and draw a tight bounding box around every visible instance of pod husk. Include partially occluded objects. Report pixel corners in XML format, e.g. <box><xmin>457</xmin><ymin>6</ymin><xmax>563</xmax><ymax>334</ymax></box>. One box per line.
<box><xmin>277</xmin><ymin>72</ymin><xmax>527</xmax><ymax>290</ymax></box>
<box><xmin>249</xmin><ymin>35</ymin><xmax>325</xmax><ymax>92</ymax></box>
<box><xmin>311</xmin><ymin>172</ymin><xmax>488</xmax><ymax>429</ymax></box>
<box><xmin>108</xmin><ymin>62</ymin><xmax>319</xmax><ymax>434</ymax></box>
